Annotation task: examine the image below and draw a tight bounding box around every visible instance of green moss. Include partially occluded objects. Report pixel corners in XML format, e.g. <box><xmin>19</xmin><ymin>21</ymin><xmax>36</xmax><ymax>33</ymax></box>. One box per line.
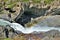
<box><xmin>7</xmin><ymin>2</ymin><xmax>16</xmax><ymax>8</ymax></box>
<box><xmin>32</xmin><ymin>0</ymin><xmax>41</xmax><ymax>3</ymax></box>
<box><xmin>3</xmin><ymin>0</ymin><xmax>54</xmax><ymax>8</ymax></box>
<box><xmin>44</xmin><ymin>0</ymin><xmax>54</xmax><ymax>4</ymax></box>
<box><xmin>4</xmin><ymin>38</ymin><xmax>11</xmax><ymax>40</ymax></box>
<box><xmin>22</xmin><ymin>0</ymin><xmax>29</xmax><ymax>2</ymax></box>
<box><xmin>3</xmin><ymin>0</ymin><xmax>17</xmax><ymax>8</ymax></box>
<box><xmin>4</xmin><ymin>0</ymin><xmax>8</xmax><ymax>2</ymax></box>
<box><xmin>0</xmin><ymin>38</ymin><xmax>11</xmax><ymax>40</ymax></box>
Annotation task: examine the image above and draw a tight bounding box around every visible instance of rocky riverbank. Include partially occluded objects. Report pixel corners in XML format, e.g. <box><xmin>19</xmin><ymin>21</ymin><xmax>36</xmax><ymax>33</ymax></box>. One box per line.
<box><xmin>0</xmin><ymin>0</ymin><xmax>60</xmax><ymax>40</ymax></box>
<box><xmin>0</xmin><ymin>0</ymin><xmax>60</xmax><ymax>24</ymax></box>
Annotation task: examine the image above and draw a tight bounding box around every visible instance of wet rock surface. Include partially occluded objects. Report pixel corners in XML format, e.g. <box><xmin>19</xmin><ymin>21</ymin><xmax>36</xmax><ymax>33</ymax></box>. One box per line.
<box><xmin>0</xmin><ymin>24</ymin><xmax>60</xmax><ymax>40</ymax></box>
<box><xmin>0</xmin><ymin>0</ymin><xmax>60</xmax><ymax>40</ymax></box>
<box><xmin>12</xmin><ymin>30</ymin><xmax>60</xmax><ymax>40</ymax></box>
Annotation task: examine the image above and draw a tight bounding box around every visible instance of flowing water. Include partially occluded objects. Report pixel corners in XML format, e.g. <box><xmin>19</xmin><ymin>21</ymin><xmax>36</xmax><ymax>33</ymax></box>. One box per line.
<box><xmin>0</xmin><ymin>19</ymin><xmax>60</xmax><ymax>34</ymax></box>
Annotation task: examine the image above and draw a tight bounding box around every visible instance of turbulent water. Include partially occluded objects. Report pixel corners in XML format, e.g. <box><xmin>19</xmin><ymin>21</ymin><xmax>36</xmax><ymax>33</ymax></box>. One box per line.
<box><xmin>0</xmin><ymin>19</ymin><xmax>60</xmax><ymax>34</ymax></box>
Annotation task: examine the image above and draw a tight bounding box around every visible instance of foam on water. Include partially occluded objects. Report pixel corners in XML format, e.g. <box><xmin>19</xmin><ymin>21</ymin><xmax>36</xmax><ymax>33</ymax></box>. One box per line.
<box><xmin>0</xmin><ymin>19</ymin><xmax>60</xmax><ymax>34</ymax></box>
<box><xmin>0</xmin><ymin>19</ymin><xmax>11</xmax><ymax>26</ymax></box>
<box><xmin>10</xmin><ymin>23</ymin><xmax>60</xmax><ymax>34</ymax></box>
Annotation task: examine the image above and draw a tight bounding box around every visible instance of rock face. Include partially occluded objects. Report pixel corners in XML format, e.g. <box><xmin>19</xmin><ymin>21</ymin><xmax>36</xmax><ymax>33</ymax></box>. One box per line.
<box><xmin>41</xmin><ymin>30</ymin><xmax>60</xmax><ymax>40</ymax></box>
<box><xmin>26</xmin><ymin>15</ymin><xmax>60</xmax><ymax>27</ymax></box>
<box><xmin>13</xmin><ymin>30</ymin><xmax>60</xmax><ymax>40</ymax></box>
<box><xmin>0</xmin><ymin>0</ymin><xmax>60</xmax><ymax>25</ymax></box>
<box><xmin>0</xmin><ymin>25</ymin><xmax>60</xmax><ymax>40</ymax></box>
<box><xmin>0</xmin><ymin>26</ymin><xmax>5</xmax><ymax>38</ymax></box>
<box><xmin>14</xmin><ymin>1</ymin><xmax>60</xmax><ymax>26</ymax></box>
<box><xmin>39</xmin><ymin>15</ymin><xmax>60</xmax><ymax>27</ymax></box>
<box><xmin>30</xmin><ymin>15</ymin><xmax>60</xmax><ymax>27</ymax></box>
<box><xmin>0</xmin><ymin>26</ymin><xmax>17</xmax><ymax>38</ymax></box>
<box><xmin>15</xmin><ymin>4</ymin><xmax>50</xmax><ymax>26</ymax></box>
<box><xmin>0</xmin><ymin>0</ymin><xmax>60</xmax><ymax>40</ymax></box>
<box><xmin>45</xmin><ymin>8</ymin><xmax>60</xmax><ymax>15</ymax></box>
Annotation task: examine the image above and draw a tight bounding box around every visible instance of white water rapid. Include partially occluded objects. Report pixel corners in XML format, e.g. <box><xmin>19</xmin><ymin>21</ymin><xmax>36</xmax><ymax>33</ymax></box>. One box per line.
<box><xmin>0</xmin><ymin>19</ymin><xmax>60</xmax><ymax>34</ymax></box>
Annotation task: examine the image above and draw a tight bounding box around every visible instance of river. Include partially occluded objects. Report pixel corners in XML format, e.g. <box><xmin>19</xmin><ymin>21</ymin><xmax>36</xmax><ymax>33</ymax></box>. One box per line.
<box><xmin>0</xmin><ymin>19</ymin><xmax>60</xmax><ymax>34</ymax></box>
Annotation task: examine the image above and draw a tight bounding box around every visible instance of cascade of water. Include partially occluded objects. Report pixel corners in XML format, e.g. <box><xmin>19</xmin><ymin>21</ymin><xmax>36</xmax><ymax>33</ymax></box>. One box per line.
<box><xmin>0</xmin><ymin>19</ymin><xmax>60</xmax><ymax>34</ymax></box>
<box><xmin>0</xmin><ymin>19</ymin><xmax>11</xmax><ymax>26</ymax></box>
<box><xmin>10</xmin><ymin>22</ymin><xmax>60</xmax><ymax>34</ymax></box>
